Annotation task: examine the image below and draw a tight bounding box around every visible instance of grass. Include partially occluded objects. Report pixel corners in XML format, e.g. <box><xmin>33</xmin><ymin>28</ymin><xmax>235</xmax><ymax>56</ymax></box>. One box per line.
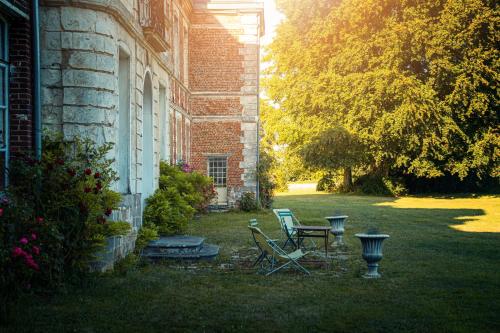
<box><xmin>4</xmin><ymin>189</ymin><xmax>500</xmax><ymax>333</ymax></box>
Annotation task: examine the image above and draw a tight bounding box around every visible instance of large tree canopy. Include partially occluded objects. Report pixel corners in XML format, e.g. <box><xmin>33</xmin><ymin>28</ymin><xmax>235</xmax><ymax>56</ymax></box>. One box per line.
<box><xmin>262</xmin><ymin>0</ymin><xmax>499</xmax><ymax>183</ymax></box>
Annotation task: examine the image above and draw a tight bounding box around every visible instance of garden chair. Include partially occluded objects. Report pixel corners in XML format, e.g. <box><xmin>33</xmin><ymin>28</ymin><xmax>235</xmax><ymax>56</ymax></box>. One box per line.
<box><xmin>272</xmin><ymin>209</ymin><xmax>315</xmax><ymax>249</ymax></box>
<box><xmin>248</xmin><ymin>223</ymin><xmax>310</xmax><ymax>276</ymax></box>
<box><xmin>248</xmin><ymin>219</ymin><xmax>279</xmax><ymax>267</ymax></box>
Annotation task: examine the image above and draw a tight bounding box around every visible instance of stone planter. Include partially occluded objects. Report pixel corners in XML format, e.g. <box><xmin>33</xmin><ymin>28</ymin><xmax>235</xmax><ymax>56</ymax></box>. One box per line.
<box><xmin>355</xmin><ymin>233</ymin><xmax>389</xmax><ymax>278</ymax></box>
<box><xmin>325</xmin><ymin>215</ymin><xmax>348</xmax><ymax>246</ymax></box>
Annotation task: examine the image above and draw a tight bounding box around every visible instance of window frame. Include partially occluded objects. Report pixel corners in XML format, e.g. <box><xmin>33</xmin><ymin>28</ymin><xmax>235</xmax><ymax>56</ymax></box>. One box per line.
<box><xmin>0</xmin><ymin>15</ymin><xmax>9</xmax><ymax>189</ymax></box>
<box><xmin>207</xmin><ymin>156</ymin><xmax>228</xmax><ymax>187</ymax></box>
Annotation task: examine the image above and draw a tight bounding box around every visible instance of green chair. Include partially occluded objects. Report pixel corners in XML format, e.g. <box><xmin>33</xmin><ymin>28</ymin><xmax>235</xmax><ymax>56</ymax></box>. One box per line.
<box><xmin>272</xmin><ymin>208</ymin><xmax>315</xmax><ymax>249</ymax></box>
<box><xmin>248</xmin><ymin>223</ymin><xmax>310</xmax><ymax>276</ymax></box>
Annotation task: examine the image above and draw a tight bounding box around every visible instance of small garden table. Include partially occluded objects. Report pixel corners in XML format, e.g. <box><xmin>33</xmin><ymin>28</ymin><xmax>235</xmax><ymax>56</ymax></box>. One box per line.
<box><xmin>292</xmin><ymin>225</ymin><xmax>332</xmax><ymax>257</ymax></box>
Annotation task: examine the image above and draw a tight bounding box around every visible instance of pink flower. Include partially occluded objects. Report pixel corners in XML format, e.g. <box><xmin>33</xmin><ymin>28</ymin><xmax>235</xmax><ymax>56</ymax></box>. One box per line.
<box><xmin>32</xmin><ymin>246</ymin><xmax>40</xmax><ymax>256</ymax></box>
<box><xmin>19</xmin><ymin>237</ymin><xmax>29</xmax><ymax>245</ymax></box>
<box><xmin>25</xmin><ymin>256</ymin><xmax>39</xmax><ymax>271</ymax></box>
<box><xmin>12</xmin><ymin>247</ymin><xmax>26</xmax><ymax>258</ymax></box>
<box><xmin>36</xmin><ymin>216</ymin><xmax>44</xmax><ymax>223</ymax></box>
<box><xmin>0</xmin><ymin>208</ymin><xmax>3</xmax><ymax>217</ymax></box>
<box><xmin>181</xmin><ymin>163</ymin><xmax>193</xmax><ymax>173</ymax></box>
<box><xmin>31</xmin><ymin>233</ymin><xmax>37</xmax><ymax>241</ymax></box>
<box><xmin>105</xmin><ymin>208</ymin><xmax>113</xmax><ymax>216</ymax></box>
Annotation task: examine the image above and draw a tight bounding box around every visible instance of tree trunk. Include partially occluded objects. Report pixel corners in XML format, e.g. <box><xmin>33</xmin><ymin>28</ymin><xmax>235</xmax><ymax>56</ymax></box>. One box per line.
<box><xmin>343</xmin><ymin>167</ymin><xmax>353</xmax><ymax>190</ymax></box>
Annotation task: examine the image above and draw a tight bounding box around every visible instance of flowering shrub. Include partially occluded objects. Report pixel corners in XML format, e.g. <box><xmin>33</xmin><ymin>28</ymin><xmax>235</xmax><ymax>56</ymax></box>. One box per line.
<box><xmin>177</xmin><ymin>160</ymin><xmax>193</xmax><ymax>173</ymax></box>
<box><xmin>0</xmin><ymin>133</ymin><xmax>129</xmax><ymax>321</ymax></box>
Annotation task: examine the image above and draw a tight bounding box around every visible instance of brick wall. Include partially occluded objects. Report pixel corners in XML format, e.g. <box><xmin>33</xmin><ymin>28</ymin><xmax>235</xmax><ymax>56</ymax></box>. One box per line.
<box><xmin>189</xmin><ymin>15</ymin><xmax>244</xmax><ymax>92</ymax></box>
<box><xmin>191</xmin><ymin>97</ymin><xmax>242</xmax><ymax>116</ymax></box>
<box><xmin>188</xmin><ymin>6</ymin><xmax>262</xmax><ymax>205</ymax></box>
<box><xmin>8</xmin><ymin>0</ymin><xmax>34</xmax><ymax>153</ymax></box>
<box><xmin>190</xmin><ymin>121</ymin><xmax>243</xmax><ymax>187</ymax></box>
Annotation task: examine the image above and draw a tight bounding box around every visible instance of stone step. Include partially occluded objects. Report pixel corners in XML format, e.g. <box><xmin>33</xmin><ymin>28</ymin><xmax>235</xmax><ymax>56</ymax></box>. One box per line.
<box><xmin>141</xmin><ymin>235</ymin><xmax>220</xmax><ymax>262</ymax></box>
<box><xmin>142</xmin><ymin>243</ymin><xmax>220</xmax><ymax>261</ymax></box>
<box><xmin>144</xmin><ymin>235</ymin><xmax>205</xmax><ymax>255</ymax></box>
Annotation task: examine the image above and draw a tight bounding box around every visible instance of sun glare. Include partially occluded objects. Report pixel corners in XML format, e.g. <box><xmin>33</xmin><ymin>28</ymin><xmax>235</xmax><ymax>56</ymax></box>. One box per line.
<box><xmin>376</xmin><ymin>197</ymin><xmax>500</xmax><ymax>233</ymax></box>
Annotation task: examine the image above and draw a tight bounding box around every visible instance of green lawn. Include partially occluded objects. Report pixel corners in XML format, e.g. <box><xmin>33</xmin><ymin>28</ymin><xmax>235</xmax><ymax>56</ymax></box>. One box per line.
<box><xmin>5</xmin><ymin>192</ymin><xmax>500</xmax><ymax>332</ymax></box>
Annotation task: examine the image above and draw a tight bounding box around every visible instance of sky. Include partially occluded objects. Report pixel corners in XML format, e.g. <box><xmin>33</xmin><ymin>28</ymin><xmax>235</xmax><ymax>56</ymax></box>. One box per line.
<box><xmin>262</xmin><ymin>0</ymin><xmax>285</xmax><ymax>46</ymax></box>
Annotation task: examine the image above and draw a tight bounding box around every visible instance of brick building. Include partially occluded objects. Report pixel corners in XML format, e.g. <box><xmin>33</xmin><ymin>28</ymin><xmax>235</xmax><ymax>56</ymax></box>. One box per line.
<box><xmin>38</xmin><ymin>0</ymin><xmax>264</xmax><ymax>268</ymax></box>
<box><xmin>190</xmin><ymin>1</ymin><xmax>263</xmax><ymax>205</ymax></box>
<box><xmin>0</xmin><ymin>0</ymin><xmax>40</xmax><ymax>189</ymax></box>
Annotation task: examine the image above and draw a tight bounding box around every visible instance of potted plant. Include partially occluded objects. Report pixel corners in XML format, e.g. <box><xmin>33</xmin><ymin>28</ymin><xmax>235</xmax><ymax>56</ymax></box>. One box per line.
<box><xmin>355</xmin><ymin>228</ymin><xmax>389</xmax><ymax>278</ymax></box>
<box><xmin>325</xmin><ymin>215</ymin><xmax>348</xmax><ymax>245</ymax></box>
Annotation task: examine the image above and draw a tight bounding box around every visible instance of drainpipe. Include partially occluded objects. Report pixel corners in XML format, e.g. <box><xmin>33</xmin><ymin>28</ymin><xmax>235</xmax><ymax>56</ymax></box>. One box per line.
<box><xmin>32</xmin><ymin>0</ymin><xmax>42</xmax><ymax>159</ymax></box>
<box><xmin>255</xmin><ymin>22</ymin><xmax>261</xmax><ymax>205</ymax></box>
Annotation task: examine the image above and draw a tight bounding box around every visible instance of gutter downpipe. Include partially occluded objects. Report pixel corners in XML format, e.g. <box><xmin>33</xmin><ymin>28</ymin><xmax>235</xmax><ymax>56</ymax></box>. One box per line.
<box><xmin>255</xmin><ymin>22</ymin><xmax>261</xmax><ymax>205</ymax></box>
<box><xmin>32</xmin><ymin>0</ymin><xmax>41</xmax><ymax>159</ymax></box>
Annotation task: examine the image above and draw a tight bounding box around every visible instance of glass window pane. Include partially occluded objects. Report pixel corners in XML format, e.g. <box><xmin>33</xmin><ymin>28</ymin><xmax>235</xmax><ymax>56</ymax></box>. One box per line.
<box><xmin>0</xmin><ymin>22</ymin><xmax>4</xmax><ymax>61</ymax></box>
<box><xmin>0</xmin><ymin>151</ymin><xmax>5</xmax><ymax>190</ymax></box>
<box><xmin>0</xmin><ymin>108</ymin><xmax>4</xmax><ymax>148</ymax></box>
<box><xmin>0</xmin><ymin>65</ymin><xmax>5</xmax><ymax>106</ymax></box>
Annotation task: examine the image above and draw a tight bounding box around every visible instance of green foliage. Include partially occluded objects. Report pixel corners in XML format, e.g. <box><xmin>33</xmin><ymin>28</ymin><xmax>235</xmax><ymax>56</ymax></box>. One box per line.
<box><xmin>143</xmin><ymin>188</ymin><xmax>195</xmax><ymax>236</ymax></box>
<box><xmin>134</xmin><ymin>225</ymin><xmax>159</xmax><ymax>255</ymax></box>
<box><xmin>354</xmin><ymin>174</ymin><xmax>408</xmax><ymax>197</ymax></box>
<box><xmin>354</xmin><ymin>175</ymin><xmax>391</xmax><ymax>196</ymax></box>
<box><xmin>159</xmin><ymin>162</ymin><xmax>216</xmax><ymax>213</ymax></box>
<box><xmin>264</xmin><ymin>0</ymin><xmax>499</xmax><ymax>186</ymax></box>
<box><xmin>238</xmin><ymin>192</ymin><xmax>258</xmax><ymax>212</ymax></box>
<box><xmin>0</xmin><ymin>133</ymin><xmax>128</xmax><ymax>321</ymax></box>
<box><xmin>260</xmin><ymin>100</ymin><xmax>326</xmax><ymax>190</ymax></box>
<box><xmin>112</xmin><ymin>253</ymin><xmax>140</xmax><ymax>276</ymax></box>
<box><xmin>257</xmin><ymin>150</ymin><xmax>276</xmax><ymax>208</ymax></box>
<box><xmin>383</xmin><ymin>178</ymin><xmax>409</xmax><ymax>197</ymax></box>
<box><xmin>316</xmin><ymin>173</ymin><xmax>337</xmax><ymax>192</ymax></box>
<box><xmin>301</xmin><ymin>127</ymin><xmax>368</xmax><ymax>171</ymax></box>
<box><xmin>142</xmin><ymin>162</ymin><xmax>213</xmax><ymax>238</ymax></box>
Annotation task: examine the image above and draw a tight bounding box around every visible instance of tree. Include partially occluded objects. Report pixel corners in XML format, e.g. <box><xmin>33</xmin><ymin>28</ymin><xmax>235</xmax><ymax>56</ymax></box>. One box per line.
<box><xmin>263</xmin><ymin>0</ymin><xmax>499</xmax><ymax>186</ymax></box>
<box><xmin>301</xmin><ymin>127</ymin><xmax>367</xmax><ymax>190</ymax></box>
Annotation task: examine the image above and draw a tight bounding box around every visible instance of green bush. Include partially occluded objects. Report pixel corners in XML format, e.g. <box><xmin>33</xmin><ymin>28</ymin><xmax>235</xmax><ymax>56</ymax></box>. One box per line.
<box><xmin>1</xmin><ymin>133</ymin><xmax>129</xmax><ymax>321</ymax></box>
<box><xmin>159</xmin><ymin>162</ymin><xmax>215</xmax><ymax>213</ymax></box>
<box><xmin>141</xmin><ymin>162</ymin><xmax>214</xmax><ymax>239</ymax></box>
<box><xmin>316</xmin><ymin>173</ymin><xmax>337</xmax><ymax>192</ymax></box>
<box><xmin>239</xmin><ymin>192</ymin><xmax>258</xmax><ymax>212</ymax></box>
<box><xmin>257</xmin><ymin>151</ymin><xmax>276</xmax><ymax>208</ymax></box>
<box><xmin>383</xmin><ymin>178</ymin><xmax>408</xmax><ymax>197</ymax></box>
<box><xmin>134</xmin><ymin>225</ymin><xmax>159</xmax><ymax>255</ymax></box>
<box><xmin>143</xmin><ymin>188</ymin><xmax>195</xmax><ymax>236</ymax></box>
<box><xmin>354</xmin><ymin>174</ymin><xmax>408</xmax><ymax>197</ymax></box>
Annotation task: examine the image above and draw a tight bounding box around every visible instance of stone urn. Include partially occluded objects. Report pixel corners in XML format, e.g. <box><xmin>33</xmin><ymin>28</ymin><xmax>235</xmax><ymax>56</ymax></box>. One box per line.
<box><xmin>355</xmin><ymin>233</ymin><xmax>389</xmax><ymax>278</ymax></box>
<box><xmin>325</xmin><ymin>215</ymin><xmax>348</xmax><ymax>246</ymax></box>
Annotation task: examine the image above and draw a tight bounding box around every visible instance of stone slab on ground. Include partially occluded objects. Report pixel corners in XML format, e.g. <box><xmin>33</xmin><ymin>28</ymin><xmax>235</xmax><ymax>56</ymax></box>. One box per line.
<box><xmin>142</xmin><ymin>236</ymin><xmax>220</xmax><ymax>261</ymax></box>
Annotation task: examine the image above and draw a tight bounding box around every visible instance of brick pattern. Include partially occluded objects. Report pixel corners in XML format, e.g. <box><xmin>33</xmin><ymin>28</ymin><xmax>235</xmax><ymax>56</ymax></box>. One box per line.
<box><xmin>7</xmin><ymin>0</ymin><xmax>34</xmax><ymax>153</ymax></box>
<box><xmin>189</xmin><ymin>26</ymin><xmax>244</xmax><ymax>92</ymax></box>
<box><xmin>190</xmin><ymin>121</ymin><xmax>243</xmax><ymax>187</ymax></box>
<box><xmin>190</xmin><ymin>97</ymin><xmax>242</xmax><ymax>116</ymax></box>
<box><xmin>188</xmin><ymin>8</ymin><xmax>262</xmax><ymax>204</ymax></box>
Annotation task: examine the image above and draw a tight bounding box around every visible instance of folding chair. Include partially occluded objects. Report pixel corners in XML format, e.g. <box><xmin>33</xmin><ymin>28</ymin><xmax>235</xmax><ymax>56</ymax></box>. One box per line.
<box><xmin>248</xmin><ymin>224</ymin><xmax>310</xmax><ymax>276</ymax></box>
<box><xmin>272</xmin><ymin>208</ymin><xmax>315</xmax><ymax>249</ymax></box>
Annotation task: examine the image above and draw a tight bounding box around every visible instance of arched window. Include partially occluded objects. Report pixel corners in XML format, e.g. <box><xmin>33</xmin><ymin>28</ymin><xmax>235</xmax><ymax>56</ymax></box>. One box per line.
<box><xmin>159</xmin><ymin>84</ymin><xmax>170</xmax><ymax>162</ymax></box>
<box><xmin>142</xmin><ymin>72</ymin><xmax>155</xmax><ymax>200</ymax></box>
<box><xmin>0</xmin><ymin>16</ymin><xmax>9</xmax><ymax>189</ymax></box>
<box><xmin>118</xmin><ymin>48</ymin><xmax>131</xmax><ymax>193</ymax></box>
